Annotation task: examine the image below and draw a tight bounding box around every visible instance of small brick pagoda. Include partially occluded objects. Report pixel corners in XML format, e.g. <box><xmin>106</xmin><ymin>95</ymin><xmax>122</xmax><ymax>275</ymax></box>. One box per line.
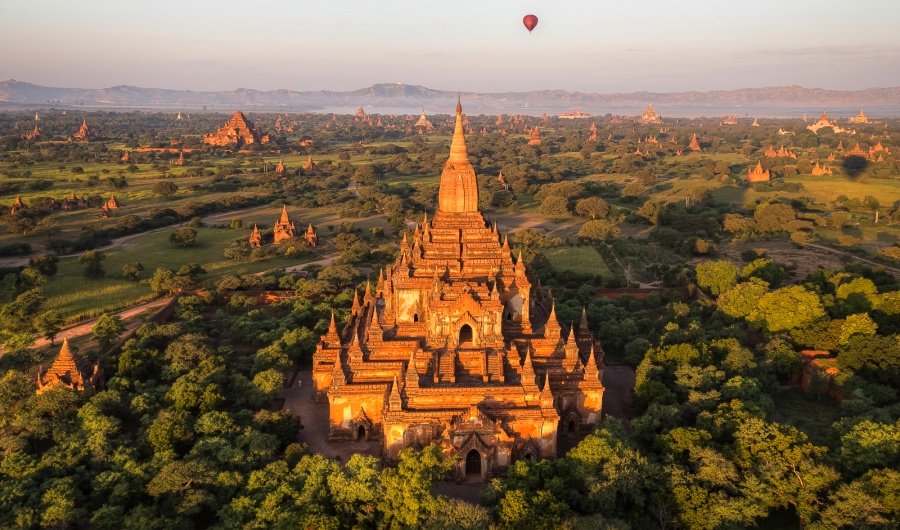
<box><xmin>37</xmin><ymin>338</ymin><xmax>102</xmax><ymax>394</ymax></box>
<box><xmin>747</xmin><ymin>161</ymin><xmax>771</xmax><ymax>182</ymax></box>
<box><xmin>273</xmin><ymin>205</ymin><xmax>296</xmax><ymax>244</ymax></box>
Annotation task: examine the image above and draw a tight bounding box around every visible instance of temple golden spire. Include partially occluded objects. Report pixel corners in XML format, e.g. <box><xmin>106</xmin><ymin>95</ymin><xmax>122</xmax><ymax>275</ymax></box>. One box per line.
<box><xmin>437</xmin><ymin>100</ymin><xmax>479</xmax><ymax>213</ymax></box>
<box><xmin>448</xmin><ymin>97</ymin><xmax>469</xmax><ymax>164</ymax></box>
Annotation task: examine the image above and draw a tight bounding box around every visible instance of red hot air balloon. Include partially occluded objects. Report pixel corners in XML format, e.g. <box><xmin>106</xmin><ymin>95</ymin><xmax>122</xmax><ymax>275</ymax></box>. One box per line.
<box><xmin>523</xmin><ymin>14</ymin><xmax>538</xmax><ymax>33</ymax></box>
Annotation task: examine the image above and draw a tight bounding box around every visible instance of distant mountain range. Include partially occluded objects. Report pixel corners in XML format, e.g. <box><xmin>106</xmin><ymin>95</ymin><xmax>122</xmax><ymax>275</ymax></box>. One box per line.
<box><xmin>2</xmin><ymin>80</ymin><xmax>900</xmax><ymax>114</ymax></box>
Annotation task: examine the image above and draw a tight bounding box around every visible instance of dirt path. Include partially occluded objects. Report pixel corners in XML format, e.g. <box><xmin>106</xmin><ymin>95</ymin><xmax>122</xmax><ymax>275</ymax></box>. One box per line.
<box><xmin>1</xmin><ymin>296</ymin><xmax>173</xmax><ymax>356</ymax></box>
<box><xmin>805</xmin><ymin>243</ymin><xmax>900</xmax><ymax>276</ymax></box>
<box><xmin>200</xmin><ymin>204</ymin><xmax>271</xmax><ymax>225</ymax></box>
<box><xmin>717</xmin><ymin>240</ymin><xmax>900</xmax><ymax>280</ymax></box>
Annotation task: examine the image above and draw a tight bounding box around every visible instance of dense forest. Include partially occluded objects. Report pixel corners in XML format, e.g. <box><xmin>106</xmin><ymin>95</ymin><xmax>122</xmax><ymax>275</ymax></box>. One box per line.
<box><xmin>1</xmin><ymin>108</ymin><xmax>900</xmax><ymax>528</ymax></box>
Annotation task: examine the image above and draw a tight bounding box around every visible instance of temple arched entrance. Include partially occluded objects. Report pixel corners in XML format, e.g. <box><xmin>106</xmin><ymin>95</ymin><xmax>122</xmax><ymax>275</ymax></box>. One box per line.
<box><xmin>459</xmin><ymin>324</ymin><xmax>473</xmax><ymax>345</ymax></box>
<box><xmin>357</xmin><ymin>425</ymin><xmax>367</xmax><ymax>441</ymax></box>
<box><xmin>465</xmin><ymin>449</ymin><xmax>482</xmax><ymax>480</ymax></box>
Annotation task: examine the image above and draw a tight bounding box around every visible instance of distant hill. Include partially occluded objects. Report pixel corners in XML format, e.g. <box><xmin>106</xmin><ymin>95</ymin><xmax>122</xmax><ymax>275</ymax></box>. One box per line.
<box><xmin>2</xmin><ymin>80</ymin><xmax>900</xmax><ymax>113</ymax></box>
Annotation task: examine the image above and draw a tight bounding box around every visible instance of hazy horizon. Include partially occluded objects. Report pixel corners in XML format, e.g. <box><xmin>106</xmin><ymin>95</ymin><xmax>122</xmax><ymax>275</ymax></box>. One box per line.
<box><xmin>3</xmin><ymin>0</ymin><xmax>900</xmax><ymax>93</ymax></box>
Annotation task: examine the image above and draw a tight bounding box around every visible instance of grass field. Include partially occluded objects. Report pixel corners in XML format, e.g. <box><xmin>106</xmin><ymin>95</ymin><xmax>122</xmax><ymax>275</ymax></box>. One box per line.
<box><xmin>542</xmin><ymin>247</ymin><xmax>613</xmax><ymax>277</ymax></box>
<box><xmin>39</xmin><ymin>205</ymin><xmax>393</xmax><ymax>322</ymax></box>
<box><xmin>710</xmin><ymin>174</ymin><xmax>900</xmax><ymax>210</ymax></box>
<box><xmin>0</xmin><ymin>142</ymin><xmax>423</xmax><ymax>248</ymax></box>
<box><xmin>41</xmin><ymin>226</ymin><xmax>297</xmax><ymax>321</ymax></box>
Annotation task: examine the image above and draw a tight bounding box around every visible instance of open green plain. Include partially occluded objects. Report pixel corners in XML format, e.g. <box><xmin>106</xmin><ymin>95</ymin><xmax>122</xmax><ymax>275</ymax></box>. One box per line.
<box><xmin>542</xmin><ymin>246</ymin><xmax>613</xmax><ymax>277</ymax></box>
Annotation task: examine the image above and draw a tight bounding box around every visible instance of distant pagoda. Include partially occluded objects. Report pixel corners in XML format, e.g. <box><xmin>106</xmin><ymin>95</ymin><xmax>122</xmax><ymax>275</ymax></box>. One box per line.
<box><xmin>204</xmin><ymin>111</ymin><xmax>270</xmax><ymax>147</ymax></box>
<box><xmin>747</xmin><ymin>161</ymin><xmax>771</xmax><ymax>182</ymax></box>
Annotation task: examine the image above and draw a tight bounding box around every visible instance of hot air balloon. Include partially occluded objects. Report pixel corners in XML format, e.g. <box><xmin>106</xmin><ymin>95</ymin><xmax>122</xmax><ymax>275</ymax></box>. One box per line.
<box><xmin>523</xmin><ymin>14</ymin><xmax>538</xmax><ymax>33</ymax></box>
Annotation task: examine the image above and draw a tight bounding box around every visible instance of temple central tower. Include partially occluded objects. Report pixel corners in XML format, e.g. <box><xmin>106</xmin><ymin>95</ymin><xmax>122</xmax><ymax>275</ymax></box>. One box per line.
<box><xmin>437</xmin><ymin>100</ymin><xmax>479</xmax><ymax>213</ymax></box>
<box><xmin>311</xmin><ymin>101</ymin><xmax>604</xmax><ymax>481</ymax></box>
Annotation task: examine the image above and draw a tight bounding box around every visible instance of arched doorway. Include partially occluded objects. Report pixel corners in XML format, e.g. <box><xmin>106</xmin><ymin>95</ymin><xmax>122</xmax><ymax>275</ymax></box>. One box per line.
<box><xmin>413</xmin><ymin>313</ymin><xmax>419</xmax><ymax>323</ymax></box>
<box><xmin>567</xmin><ymin>419</ymin><xmax>577</xmax><ymax>436</ymax></box>
<box><xmin>459</xmin><ymin>324</ymin><xmax>473</xmax><ymax>345</ymax></box>
<box><xmin>465</xmin><ymin>449</ymin><xmax>481</xmax><ymax>480</ymax></box>
<box><xmin>357</xmin><ymin>425</ymin><xmax>367</xmax><ymax>441</ymax></box>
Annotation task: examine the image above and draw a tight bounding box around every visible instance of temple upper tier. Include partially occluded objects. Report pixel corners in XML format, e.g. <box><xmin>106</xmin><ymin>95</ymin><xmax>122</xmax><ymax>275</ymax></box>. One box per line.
<box><xmin>437</xmin><ymin>100</ymin><xmax>480</xmax><ymax>214</ymax></box>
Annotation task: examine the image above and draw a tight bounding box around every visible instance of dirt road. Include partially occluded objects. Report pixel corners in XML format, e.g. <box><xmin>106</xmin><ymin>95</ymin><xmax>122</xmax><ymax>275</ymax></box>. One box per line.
<box><xmin>1</xmin><ymin>296</ymin><xmax>173</xmax><ymax>356</ymax></box>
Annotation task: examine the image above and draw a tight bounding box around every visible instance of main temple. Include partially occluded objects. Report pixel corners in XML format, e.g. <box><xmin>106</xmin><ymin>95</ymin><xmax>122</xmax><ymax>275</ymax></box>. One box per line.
<box><xmin>312</xmin><ymin>101</ymin><xmax>605</xmax><ymax>481</ymax></box>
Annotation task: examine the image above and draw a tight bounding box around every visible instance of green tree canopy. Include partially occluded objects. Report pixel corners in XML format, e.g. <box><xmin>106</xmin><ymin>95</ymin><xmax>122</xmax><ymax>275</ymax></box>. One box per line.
<box><xmin>696</xmin><ymin>260</ymin><xmax>739</xmax><ymax>296</ymax></box>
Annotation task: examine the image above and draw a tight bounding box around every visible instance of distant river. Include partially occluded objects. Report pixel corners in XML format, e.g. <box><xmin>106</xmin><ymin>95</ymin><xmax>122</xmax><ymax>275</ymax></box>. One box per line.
<box><xmin>316</xmin><ymin>105</ymin><xmax>900</xmax><ymax>119</ymax></box>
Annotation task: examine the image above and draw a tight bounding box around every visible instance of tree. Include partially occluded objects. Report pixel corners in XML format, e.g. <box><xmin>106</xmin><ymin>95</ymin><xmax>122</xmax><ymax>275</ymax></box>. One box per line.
<box><xmin>378</xmin><ymin>445</ymin><xmax>451</xmax><ymax>527</ymax></box>
<box><xmin>152</xmin><ymin>181</ymin><xmax>179</xmax><ymax>197</ymax></box>
<box><xmin>723</xmin><ymin>213</ymin><xmax>755</xmax><ymax>233</ymax></box>
<box><xmin>733</xmin><ymin>418</ymin><xmax>838</xmax><ymax>525</ymax></box>
<box><xmin>838</xmin><ymin>334</ymin><xmax>900</xmax><ymax>380</ymax></box>
<box><xmin>2</xmin><ymin>212</ymin><xmax>37</xmax><ymax>235</ymax></box>
<box><xmin>741</xmin><ymin>258</ymin><xmax>786</xmax><ymax>288</ymax></box>
<box><xmin>332</xmin><ymin>232</ymin><xmax>361</xmax><ymax>252</ymax></box>
<box><xmin>353</xmin><ymin>164</ymin><xmax>379</xmax><ymax>185</ymax></box>
<box><xmin>169</xmin><ymin>227</ymin><xmax>197</xmax><ymax>247</ymax></box>
<box><xmin>228</xmin><ymin>218</ymin><xmax>243</xmax><ymax>229</ymax></box>
<box><xmin>252</xmin><ymin>369</ymin><xmax>284</xmax><ymax>398</ymax></box>
<box><xmin>578</xmin><ymin>219</ymin><xmax>621</xmax><ymax>241</ymax></box>
<box><xmin>753</xmin><ymin>203</ymin><xmax>796</xmax><ymax>233</ymax></box>
<box><xmin>539</xmin><ymin>196</ymin><xmax>570</xmax><ymax>219</ymax></box>
<box><xmin>122</xmin><ymin>262</ymin><xmax>144</xmax><ymax>281</ymax></box>
<box><xmin>318</xmin><ymin>263</ymin><xmax>360</xmax><ymax>290</ymax></box>
<box><xmin>92</xmin><ymin>313</ymin><xmax>124</xmax><ymax>352</ymax></box>
<box><xmin>574</xmin><ymin>197</ymin><xmax>609</xmax><ymax>220</ymax></box>
<box><xmin>150</xmin><ymin>267</ymin><xmax>197</xmax><ymax>295</ymax></box>
<box><xmin>637</xmin><ymin>200</ymin><xmax>662</xmax><ymax>225</ymax></box>
<box><xmin>838</xmin><ymin>420</ymin><xmax>900</xmax><ymax>475</ymax></box>
<box><xmin>29</xmin><ymin>254</ymin><xmax>59</xmax><ymax>276</ymax></box>
<box><xmin>176</xmin><ymin>263</ymin><xmax>207</xmax><ymax>282</ymax></box>
<box><xmin>839</xmin><ymin>314</ymin><xmax>878</xmax><ymax>345</ymax></box>
<box><xmin>33</xmin><ymin>217</ymin><xmax>61</xmax><ymax>242</ymax></box>
<box><xmin>695</xmin><ymin>260</ymin><xmax>739</xmax><ymax>296</ymax></box>
<box><xmin>0</xmin><ymin>288</ymin><xmax>46</xmax><ymax>333</ymax></box>
<box><xmin>34</xmin><ymin>310</ymin><xmax>63</xmax><ymax>345</ymax></box>
<box><xmin>718</xmin><ymin>278</ymin><xmax>769</xmax><ymax>319</ymax></box>
<box><xmin>749</xmin><ymin>285</ymin><xmax>826</xmax><ymax>333</ymax></box>
<box><xmin>79</xmin><ymin>250</ymin><xmax>106</xmax><ymax>279</ymax></box>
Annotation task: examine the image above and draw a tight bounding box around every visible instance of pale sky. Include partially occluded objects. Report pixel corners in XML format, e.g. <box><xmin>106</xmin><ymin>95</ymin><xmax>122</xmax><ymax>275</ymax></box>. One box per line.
<box><xmin>2</xmin><ymin>0</ymin><xmax>899</xmax><ymax>93</ymax></box>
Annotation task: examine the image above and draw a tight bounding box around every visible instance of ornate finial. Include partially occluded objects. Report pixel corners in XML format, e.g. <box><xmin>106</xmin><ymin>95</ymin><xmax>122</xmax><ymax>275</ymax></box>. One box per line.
<box><xmin>331</xmin><ymin>356</ymin><xmax>346</xmax><ymax>385</ymax></box>
<box><xmin>389</xmin><ymin>375</ymin><xmax>403</xmax><ymax>410</ymax></box>
<box><xmin>584</xmin><ymin>344</ymin><xmax>600</xmax><ymax>379</ymax></box>
<box><xmin>523</xmin><ymin>345</ymin><xmax>534</xmax><ymax>374</ymax></box>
